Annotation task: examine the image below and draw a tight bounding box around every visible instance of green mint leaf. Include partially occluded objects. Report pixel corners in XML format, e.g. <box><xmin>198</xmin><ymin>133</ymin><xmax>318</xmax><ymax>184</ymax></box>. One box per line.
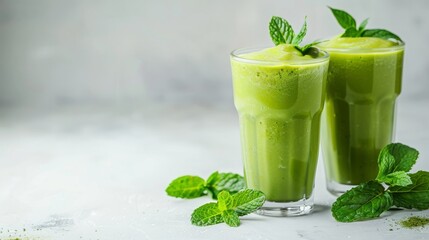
<box><xmin>358</xmin><ymin>18</ymin><xmax>369</xmax><ymax>31</ymax></box>
<box><xmin>328</xmin><ymin>6</ymin><xmax>357</xmax><ymax>30</ymax></box>
<box><xmin>332</xmin><ymin>181</ymin><xmax>393</xmax><ymax>222</ymax></box>
<box><xmin>389</xmin><ymin>171</ymin><xmax>429</xmax><ymax>210</ymax></box>
<box><xmin>269</xmin><ymin>16</ymin><xmax>295</xmax><ymax>45</ymax></box>
<box><xmin>233</xmin><ymin>189</ymin><xmax>266</xmax><ymax>216</ymax></box>
<box><xmin>294</xmin><ymin>41</ymin><xmax>322</xmax><ymax>55</ymax></box>
<box><xmin>221</xmin><ymin>209</ymin><xmax>240</xmax><ymax>227</ymax></box>
<box><xmin>376</xmin><ymin>143</ymin><xmax>419</xmax><ymax>181</ymax></box>
<box><xmin>361</xmin><ymin>29</ymin><xmax>403</xmax><ymax>42</ymax></box>
<box><xmin>341</xmin><ymin>27</ymin><xmax>360</xmax><ymax>37</ymax></box>
<box><xmin>377</xmin><ymin>171</ymin><xmax>412</xmax><ymax>187</ymax></box>
<box><xmin>206</xmin><ymin>172</ymin><xmax>245</xmax><ymax>199</ymax></box>
<box><xmin>191</xmin><ymin>189</ymin><xmax>264</xmax><ymax>227</ymax></box>
<box><xmin>166</xmin><ymin>175</ymin><xmax>206</xmax><ymax>199</ymax></box>
<box><xmin>292</xmin><ymin>17</ymin><xmax>307</xmax><ymax>45</ymax></box>
<box><xmin>268</xmin><ymin>15</ymin><xmax>318</xmax><ymax>56</ymax></box>
<box><xmin>191</xmin><ymin>203</ymin><xmax>223</xmax><ymax>226</ymax></box>
<box><xmin>206</xmin><ymin>171</ymin><xmax>220</xmax><ymax>186</ymax></box>
<box><xmin>217</xmin><ymin>191</ymin><xmax>235</xmax><ymax>212</ymax></box>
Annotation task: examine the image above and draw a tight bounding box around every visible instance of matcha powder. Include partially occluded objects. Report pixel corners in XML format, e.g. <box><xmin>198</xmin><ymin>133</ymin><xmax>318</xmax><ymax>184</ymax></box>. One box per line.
<box><xmin>399</xmin><ymin>216</ymin><xmax>429</xmax><ymax>229</ymax></box>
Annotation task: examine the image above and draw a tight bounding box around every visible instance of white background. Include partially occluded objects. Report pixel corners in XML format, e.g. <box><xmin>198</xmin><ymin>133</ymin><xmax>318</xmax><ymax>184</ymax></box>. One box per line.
<box><xmin>1</xmin><ymin>0</ymin><xmax>429</xmax><ymax>107</ymax></box>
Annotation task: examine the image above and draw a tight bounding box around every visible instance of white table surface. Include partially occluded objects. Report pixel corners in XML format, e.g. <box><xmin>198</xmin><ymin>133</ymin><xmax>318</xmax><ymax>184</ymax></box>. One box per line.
<box><xmin>0</xmin><ymin>102</ymin><xmax>428</xmax><ymax>240</ymax></box>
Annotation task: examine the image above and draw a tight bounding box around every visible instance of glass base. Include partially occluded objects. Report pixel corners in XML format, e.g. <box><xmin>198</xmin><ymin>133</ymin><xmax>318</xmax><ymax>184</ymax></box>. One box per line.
<box><xmin>326</xmin><ymin>180</ymin><xmax>357</xmax><ymax>196</ymax></box>
<box><xmin>255</xmin><ymin>195</ymin><xmax>314</xmax><ymax>217</ymax></box>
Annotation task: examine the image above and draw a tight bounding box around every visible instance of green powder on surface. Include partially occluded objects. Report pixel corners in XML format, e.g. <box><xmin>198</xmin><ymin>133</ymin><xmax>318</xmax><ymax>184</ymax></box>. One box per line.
<box><xmin>400</xmin><ymin>216</ymin><xmax>429</xmax><ymax>228</ymax></box>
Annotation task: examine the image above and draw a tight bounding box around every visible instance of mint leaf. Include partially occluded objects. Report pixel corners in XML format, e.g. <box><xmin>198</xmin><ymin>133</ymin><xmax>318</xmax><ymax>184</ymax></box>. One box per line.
<box><xmin>191</xmin><ymin>202</ymin><xmax>223</xmax><ymax>226</ymax></box>
<box><xmin>218</xmin><ymin>191</ymin><xmax>240</xmax><ymax>226</ymax></box>
<box><xmin>205</xmin><ymin>171</ymin><xmax>220</xmax><ymax>186</ymax></box>
<box><xmin>328</xmin><ymin>6</ymin><xmax>356</xmax><ymax>29</ymax></box>
<box><xmin>206</xmin><ymin>172</ymin><xmax>245</xmax><ymax>199</ymax></box>
<box><xmin>376</xmin><ymin>143</ymin><xmax>419</xmax><ymax>181</ymax></box>
<box><xmin>389</xmin><ymin>171</ymin><xmax>429</xmax><ymax>210</ymax></box>
<box><xmin>166</xmin><ymin>175</ymin><xmax>206</xmax><ymax>199</ymax></box>
<box><xmin>191</xmin><ymin>189</ymin><xmax>265</xmax><ymax>227</ymax></box>
<box><xmin>341</xmin><ymin>27</ymin><xmax>360</xmax><ymax>37</ymax></box>
<box><xmin>292</xmin><ymin>17</ymin><xmax>307</xmax><ymax>45</ymax></box>
<box><xmin>217</xmin><ymin>191</ymin><xmax>234</xmax><ymax>212</ymax></box>
<box><xmin>233</xmin><ymin>189</ymin><xmax>266</xmax><ymax>216</ymax></box>
<box><xmin>295</xmin><ymin>42</ymin><xmax>322</xmax><ymax>55</ymax></box>
<box><xmin>332</xmin><ymin>181</ymin><xmax>393</xmax><ymax>222</ymax></box>
<box><xmin>221</xmin><ymin>210</ymin><xmax>240</xmax><ymax>227</ymax></box>
<box><xmin>377</xmin><ymin>171</ymin><xmax>412</xmax><ymax>187</ymax></box>
<box><xmin>358</xmin><ymin>18</ymin><xmax>369</xmax><ymax>31</ymax></box>
<box><xmin>269</xmin><ymin>16</ymin><xmax>295</xmax><ymax>45</ymax></box>
<box><xmin>361</xmin><ymin>29</ymin><xmax>403</xmax><ymax>42</ymax></box>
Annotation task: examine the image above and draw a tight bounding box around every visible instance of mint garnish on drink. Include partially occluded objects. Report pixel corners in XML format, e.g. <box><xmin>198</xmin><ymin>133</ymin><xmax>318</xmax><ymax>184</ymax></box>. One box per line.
<box><xmin>191</xmin><ymin>189</ymin><xmax>265</xmax><ymax>227</ymax></box>
<box><xmin>269</xmin><ymin>16</ymin><xmax>320</xmax><ymax>55</ymax></box>
<box><xmin>166</xmin><ymin>171</ymin><xmax>245</xmax><ymax>199</ymax></box>
<box><xmin>328</xmin><ymin>6</ymin><xmax>403</xmax><ymax>42</ymax></box>
<box><xmin>332</xmin><ymin>143</ymin><xmax>429</xmax><ymax>222</ymax></box>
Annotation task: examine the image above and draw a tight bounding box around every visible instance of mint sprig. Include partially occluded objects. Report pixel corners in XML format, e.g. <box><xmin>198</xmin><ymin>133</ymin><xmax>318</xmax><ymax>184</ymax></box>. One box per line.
<box><xmin>166</xmin><ymin>171</ymin><xmax>245</xmax><ymax>199</ymax></box>
<box><xmin>332</xmin><ymin>143</ymin><xmax>429</xmax><ymax>222</ymax></box>
<box><xmin>269</xmin><ymin>16</ymin><xmax>320</xmax><ymax>55</ymax></box>
<box><xmin>328</xmin><ymin>6</ymin><xmax>403</xmax><ymax>42</ymax></box>
<box><xmin>191</xmin><ymin>189</ymin><xmax>265</xmax><ymax>227</ymax></box>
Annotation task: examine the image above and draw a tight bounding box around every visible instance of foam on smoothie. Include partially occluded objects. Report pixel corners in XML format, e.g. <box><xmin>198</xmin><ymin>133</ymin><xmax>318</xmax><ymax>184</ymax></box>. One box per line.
<box><xmin>240</xmin><ymin>44</ymin><xmax>316</xmax><ymax>62</ymax></box>
<box><xmin>318</xmin><ymin>37</ymin><xmax>398</xmax><ymax>49</ymax></box>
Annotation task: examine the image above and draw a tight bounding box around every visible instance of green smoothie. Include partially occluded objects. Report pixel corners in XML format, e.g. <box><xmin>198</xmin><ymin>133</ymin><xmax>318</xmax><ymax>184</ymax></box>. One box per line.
<box><xmin>318</xmin><ymin>37</ymin><xmax>404</xmax><ymax>186</ymax></box>
<box><xmin>230</xmin><ymin>45</ymin><xmax>329</xmax><ymax>202</ymax></box>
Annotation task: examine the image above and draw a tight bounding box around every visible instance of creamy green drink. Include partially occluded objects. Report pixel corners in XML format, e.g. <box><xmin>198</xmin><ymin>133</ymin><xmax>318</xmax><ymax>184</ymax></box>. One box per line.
<box><xmin>319</xmin><ymin>37</ymin><xmax>404</xmax><ymax>194</ymax></box>
<box><xmin>231</xmin><ymin>44</ymin><xmax>329</xmax><ymax>215</ymax></box>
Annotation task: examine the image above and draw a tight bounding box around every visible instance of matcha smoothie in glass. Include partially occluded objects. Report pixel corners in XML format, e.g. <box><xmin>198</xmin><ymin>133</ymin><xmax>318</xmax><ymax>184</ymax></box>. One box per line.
<box><xmin>318</xmin><ymin>7</ymin><xmax>405</xmax><ymax>195</ymax></box>
<box><xmin>230</xmin><ymin>43</ymin><xmax>329</xmax><ymax>216</ymax></box>
<box><xmin>319</xmin><ymin>37</ymin><xmax>404</xmax><ymax>195</ymax></box>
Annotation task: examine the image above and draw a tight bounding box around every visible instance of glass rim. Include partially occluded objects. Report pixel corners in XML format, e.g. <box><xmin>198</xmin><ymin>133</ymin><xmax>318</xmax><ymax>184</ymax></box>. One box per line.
<box><xmin>230</xmin><ymin>46</ymin><xmax>330</xmax><ymax>66</ymax></box>
<box><xmin>316</xmin><ymin>39</ymin><xmax>405</xmax><ymax>53</ymax></box>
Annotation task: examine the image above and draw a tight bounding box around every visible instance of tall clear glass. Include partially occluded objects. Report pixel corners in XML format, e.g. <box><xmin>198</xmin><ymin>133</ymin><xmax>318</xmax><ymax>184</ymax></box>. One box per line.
<box><xmin>230</xmin><ymin>47</ymin><xmax>329</xmax><ymax>216</ymax></box>
<box><xmin>320</xmin><ymin>42</ymin><xmax>405</xmax><ymax>195</ymax></box>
